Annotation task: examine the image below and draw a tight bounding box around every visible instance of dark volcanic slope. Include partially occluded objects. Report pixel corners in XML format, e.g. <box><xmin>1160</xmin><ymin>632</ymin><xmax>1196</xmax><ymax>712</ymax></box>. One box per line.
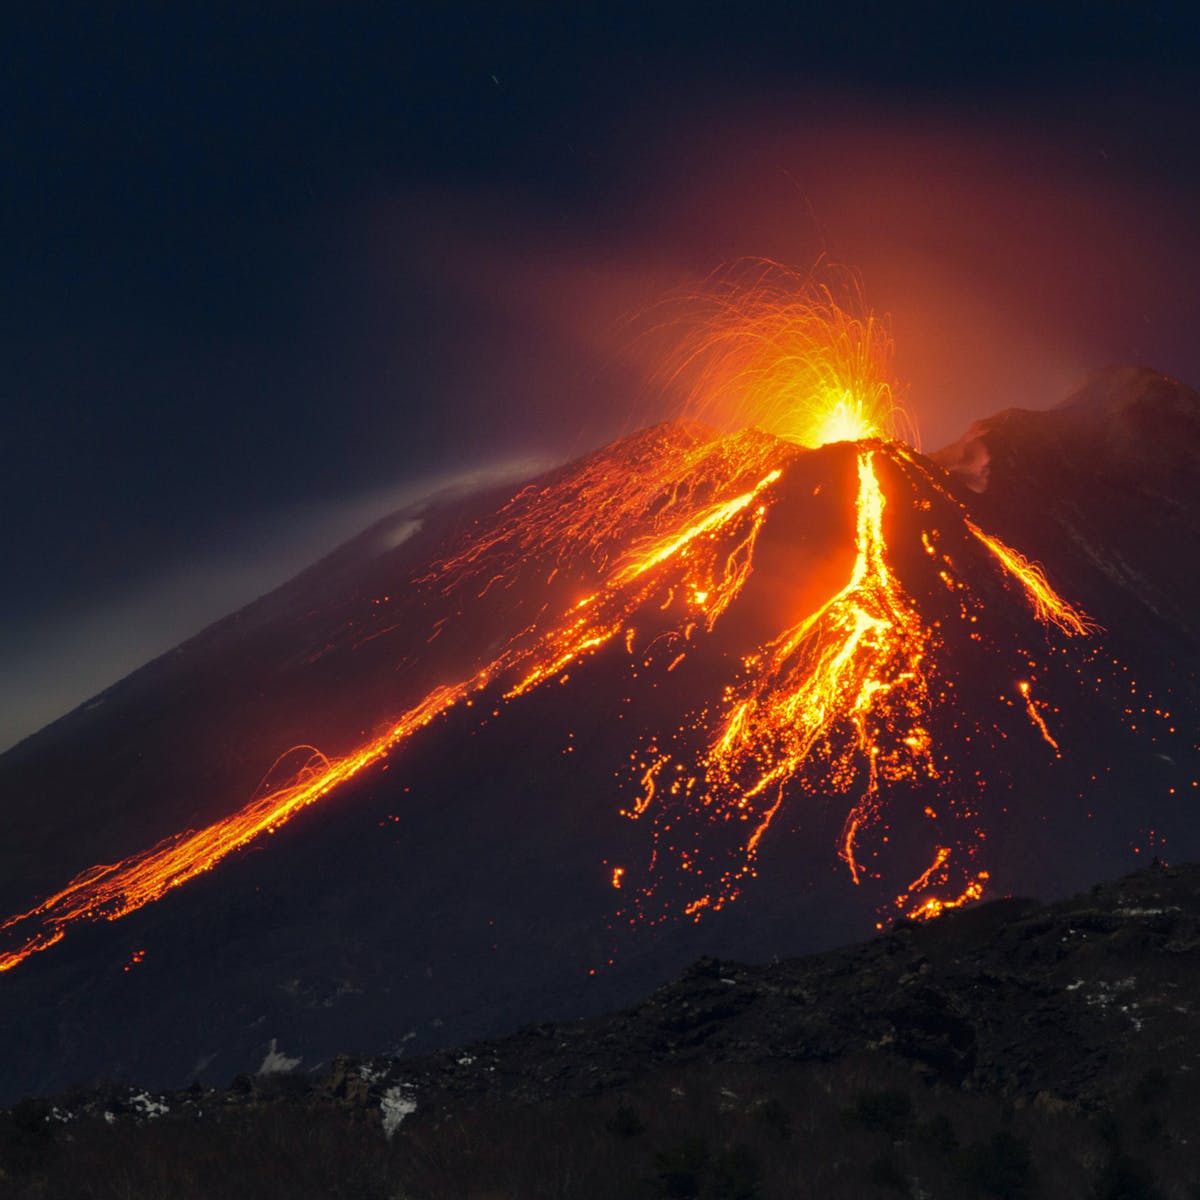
<box><xmin>319</xmin><ymin>860</ymin><xmax>1200</xmax><ymax>1110</ymax></box>
<box><xmin>0</xmin><ymin>371</ymin><xmax>1197</xmax><ymax>1103</ymax></box>
<box><xmin>933</xmin><ymin>364</ymin><xmax>1200</xmax><ymax>657</ymax></box>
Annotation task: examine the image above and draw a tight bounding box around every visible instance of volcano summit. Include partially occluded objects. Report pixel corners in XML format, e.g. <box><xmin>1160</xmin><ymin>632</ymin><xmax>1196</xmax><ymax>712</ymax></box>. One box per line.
<box><xmin>0</xmin><ymin>335</ymin><xmax>1197</xmax><ymax>1099</ymax></box>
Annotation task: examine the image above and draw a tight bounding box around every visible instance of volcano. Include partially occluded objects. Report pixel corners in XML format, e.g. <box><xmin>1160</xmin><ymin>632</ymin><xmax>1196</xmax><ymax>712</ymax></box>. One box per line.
<box><xmin>0</xmin><ymin>364</ymin><xmax>1197</xmax><ymax>1103</ymax></box>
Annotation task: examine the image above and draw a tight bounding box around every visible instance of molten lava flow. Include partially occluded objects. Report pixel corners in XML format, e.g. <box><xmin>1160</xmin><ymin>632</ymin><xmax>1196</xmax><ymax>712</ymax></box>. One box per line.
<box><xmin>967</xmin><ymin>522</ymin><xmax>1097</xmax><ymax>636</ymax></box>
<box><xmin>662</xmin><ymin>260</ymin><xmax>916</xmax><ymax>449</ymax></box>
<box><xmin>3</xmin><ymin>266</ymin><xmax>1145</xmax><ymax>975</ymax></box>
<box><xmin>891</xmin><ymin>845</ymin><xmax>989</xmax><ymax>920</ymax></box>
<box><xmin>614</xmin><ymin>415</ymin><xmax>1110</xmax><ymax>925</ymax></box>
<box><xmin>1017</xmin><ymin>680</ymin><xmax>1061</xmax><ymax>754</ymax></box>
<box><xmin>621</xmin><ymin>446</ymin><xmax>944</xmax><ymax>919</ymax></box>
<box><xmin>0</xmin><ymin>440</ymin><xmax>789</xmax><ymax>974</ymax></box>
<box><xmin>422</xmin><ymin>425</ymin><xmax>785</xmax><ymax>595</ymax></box>
<box><xmin>709</xmin><ymin>449</ymin><xmax>936</xmax><ymax>885</ymax></box>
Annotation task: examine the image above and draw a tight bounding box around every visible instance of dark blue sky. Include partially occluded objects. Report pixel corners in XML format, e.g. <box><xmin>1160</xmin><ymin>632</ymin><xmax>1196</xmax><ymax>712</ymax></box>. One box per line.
<box><xmin>4</xmin><ymin>3</ymin><xmax>1200</xmax><ymax>748</ymax></box>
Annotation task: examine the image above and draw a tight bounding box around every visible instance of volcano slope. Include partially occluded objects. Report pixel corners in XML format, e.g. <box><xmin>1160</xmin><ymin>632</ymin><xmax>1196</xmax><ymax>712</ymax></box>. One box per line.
<box><xmin>0</xmin><ymin>366</ymin><xmax>1196</xmax><ymax>1101</ymax></box>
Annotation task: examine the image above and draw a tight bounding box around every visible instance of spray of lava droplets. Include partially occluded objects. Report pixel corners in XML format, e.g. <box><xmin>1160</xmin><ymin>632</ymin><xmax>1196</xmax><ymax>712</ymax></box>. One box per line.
<box><xmin>662</xmin><ymin>260</ymin><xmax>917</xmax><ymax>449</ymax></box>
<box><xmin>0</xmin><ymin>260</ymin><xmax>1164</xmax><ymax>974</ymax></box>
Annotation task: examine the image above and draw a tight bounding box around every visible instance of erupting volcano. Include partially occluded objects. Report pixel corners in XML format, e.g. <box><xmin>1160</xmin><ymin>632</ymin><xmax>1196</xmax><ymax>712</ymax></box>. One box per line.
<box><xmin>1</xmin><ymin>265</ymin><xmax>1196</xmax><ymax>1098</ymax></box>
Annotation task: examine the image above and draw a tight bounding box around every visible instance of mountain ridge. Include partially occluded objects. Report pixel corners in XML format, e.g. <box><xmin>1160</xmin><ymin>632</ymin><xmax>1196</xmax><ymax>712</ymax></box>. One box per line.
<box><xmin>0</xmin><ymin>367</ymin><xmax>1196</xmax><ymax>1104</ymax></box>
<box><xmin>6</xmin><ymin>859</ymin><xmax>1200</xmax><ymax>1199</ymax></box>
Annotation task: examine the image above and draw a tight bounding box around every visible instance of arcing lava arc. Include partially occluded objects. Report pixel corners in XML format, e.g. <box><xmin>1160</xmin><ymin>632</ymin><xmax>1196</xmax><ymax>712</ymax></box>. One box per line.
<box><xmin>0</xmin><ymin>263</ymin><xmax>1189</xmax><ymax>983</ymax></box>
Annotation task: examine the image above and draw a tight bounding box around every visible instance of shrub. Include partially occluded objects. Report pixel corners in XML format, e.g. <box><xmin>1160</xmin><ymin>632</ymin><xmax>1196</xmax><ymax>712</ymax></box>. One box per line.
<box><xmin>868</xmin><ymin>1153</ymin><xmax>911</xmax><ymax>1195</ymax></box>
<box><xmin>1133</xmin><ymin>1068</ymin><xmax>1169</xmax><ymax>1107</ymax></box>
<box><xmin>605</xmin><ymin>1103</ymin><xmax>646</xmax><ymax>1138</ymax></box>
<box><xmin>959</xmin><ymin>1130</ymin><xmax>1032</xmax><ymax>1199</ymax></box>
<box><xmin>709</xmin><ymin>1144</ymin><xmax>763</xmax><ymax>1200</ymax></box>
<box><xmin>1094</xmin><ymin>1155</ymin><xmax>1165</xmax><ymax>1200</ymax></box>
<box><xmin>653</xmin><ymin>1136</ymin><xmax>710</xmax><ymax>1199</ymax></box>
<box><xmin>846</xmin><ymin>1088</ymin><xmax>914</xmax><ymax>1136</ymax></box>
<box><xmin>918</xmin><ymin>1113</ymin><xmax>958</xmax><ymax>1154</ymax></box>
<box><xmin>750</xmin><ymin>1097</ymin><xmax>792</xmax><ymax>1140</ymax></box>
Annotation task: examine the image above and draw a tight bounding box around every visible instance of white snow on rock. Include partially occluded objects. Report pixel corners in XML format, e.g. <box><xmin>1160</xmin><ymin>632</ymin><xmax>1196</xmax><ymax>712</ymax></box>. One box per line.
<box><xmin>380</xmin><ymin>1085</ymin><xmax>417</xmax><ymax>1137</ymax></box>
<box><xmin>257</xmin><ymin>1038</ymin><xmax>302</xmax><ymax>1075</ymax></box>
<box><xmin>129</xmin><ymin>1091</ymin><xmax>169</xmax><ymax>1119</ymax></box>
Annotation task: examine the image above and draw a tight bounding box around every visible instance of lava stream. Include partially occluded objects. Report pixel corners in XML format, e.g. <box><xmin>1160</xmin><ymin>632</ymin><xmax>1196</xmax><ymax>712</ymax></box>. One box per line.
<box><xmin>622</xmin><ymin>446</ymin><xmax>941</xmax><ymax>919</ymax></box>
<box><xmin>0</xmin><ymin>268</ymin><xmax>1127</xmax><ymax>974</ymax></box>
<box><xmin>0</xmin><ymin>461</ymin><xmax>784</xmax><ymax>973</ymax></box>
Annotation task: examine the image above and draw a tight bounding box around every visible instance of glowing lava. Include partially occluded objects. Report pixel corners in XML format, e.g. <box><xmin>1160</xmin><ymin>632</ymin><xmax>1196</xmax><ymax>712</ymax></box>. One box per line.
<box><xmin>664</xmin><ymin>260</ymin><xmax>916</xmax><ymax>448</ymax></box>
<box><xmin>1</xmin><ymin>267</ymin><xmax>1154</xmax><ymax>976</ymax></box>
<box><xmin>0</xmin><ymin>434</ymin><xmax>790</xmax><ymax>973</ymax></box>
<box><xmin>619</xmin><ymin>444</ymin><xmax>943</xmax><ymax>920</ymax></box>
<box><xmin>967</xmin><ymin>522</ymin><xmax>1096</xmax><ymax>636</ymax></box>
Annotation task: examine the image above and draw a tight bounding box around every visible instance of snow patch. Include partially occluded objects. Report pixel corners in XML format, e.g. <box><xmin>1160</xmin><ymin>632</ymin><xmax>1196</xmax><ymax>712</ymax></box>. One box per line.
<box><xmin>129</xmin><ymin>1091</ymin><xmax>169</xmax><ymax>1119</ymax></box>
<box><xmin>380</xmin><ymin>1085</ymin><xmax>417</xmax><ymax>1137</ymax></box>
<box><xmin>1067</xmin><ymin>976</ymin><xmax>1141</xmax><ymax>1026</ymax></box>
<box><xmin>257</xmin><ymin>1038</ymin><xmax>302</xmax><ymax>1075</ymax></box>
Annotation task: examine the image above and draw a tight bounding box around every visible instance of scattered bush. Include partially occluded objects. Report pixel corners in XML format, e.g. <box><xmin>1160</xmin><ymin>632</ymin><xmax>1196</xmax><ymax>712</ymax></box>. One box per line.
<box><xmin>606</xmin><ymin>1102</ymin><xmax>646</xmax><ymax>1138</ymax></box>
<box><xmin>918</xmin><ymin>1113</ymin><xmax>958</xmax><ymax>1154</ymax></box>
<box><xmin>709</xmin><ymin>1144</ymin><xmax>763</xmax><ymax>1200</ymax></box>
<box><xmin>868</xmin><ymin>1152</ymin><xmax>910</xmax><ymax>1194</ymax></box>
<box><xmin>1094</xmin><ymin>1155</ymin><xmax>1166</xmax><ymax>1200</ymax></box>
<box><xmin>750</xmin><ymin>1097</ymin><xmax>792</xmax><ymax>1140</ymax></box>
<box><xmin>0</xmin><ymin>1100</ymin><xmax>56</xmax><ymax>1176</ymax></box>
<box><xmin>1133</xmin><ymin>1068</ymin><xmax>1169</xmax><ymax>1107</ymax></box>
<box><xmin>845</xmin><ymin>1088</ymin><xmax>914</xmax><ymax>1136</ymax></box>
<box><xmin>959</xmin><ymin>1129</ymin><xmax>1032</xmax><ymax>1199</ymax></box>
<box><xmin>653</xmin><ymin>1136</ymin><xmax>710</xmax><ymax>1198</ymax></box>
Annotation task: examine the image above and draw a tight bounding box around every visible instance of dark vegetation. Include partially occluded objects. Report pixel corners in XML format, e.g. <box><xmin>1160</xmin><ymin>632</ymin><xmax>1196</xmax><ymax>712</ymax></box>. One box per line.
<box><xmin>4</xmin><ymin>862</ymin><xmax>1200</xmax><ymax>1198</ymax></box>
<box><xmin>2</xmin><ymin>1053</ymin><xmax>1197</xmax><ymax>1199</ymax></box>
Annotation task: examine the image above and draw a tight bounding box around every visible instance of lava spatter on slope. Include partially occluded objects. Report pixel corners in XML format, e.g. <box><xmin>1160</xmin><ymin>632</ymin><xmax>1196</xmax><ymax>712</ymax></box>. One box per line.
<box><xmin>610</xmin><ymin>437</ymin><xmax>1111</xmax><ymax>929</ymax></box>
<box><xmin>0</xmin><ymin>430</ymin><xmax>796</xmax><ymax>972</ymax></box>
<box><xmin>0</xmin><ymin>272</ymin><xmax>1182</xmax><ymax>974</ymax></box>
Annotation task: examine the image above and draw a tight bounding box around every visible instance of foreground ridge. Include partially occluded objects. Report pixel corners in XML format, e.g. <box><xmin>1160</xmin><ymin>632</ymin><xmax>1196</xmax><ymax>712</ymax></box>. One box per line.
<box><xmin>8</xmin><ymin>862</ymin><xmax>1200</xmax><ymax>1199</ymax></box>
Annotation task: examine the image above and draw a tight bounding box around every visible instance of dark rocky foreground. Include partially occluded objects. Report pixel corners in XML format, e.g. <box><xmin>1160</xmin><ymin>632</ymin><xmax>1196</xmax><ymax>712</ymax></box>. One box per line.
<box><xmin>5</xmin><ymin>861</ymin><xmax>1200</xmax><ymax>1198</ymax></box>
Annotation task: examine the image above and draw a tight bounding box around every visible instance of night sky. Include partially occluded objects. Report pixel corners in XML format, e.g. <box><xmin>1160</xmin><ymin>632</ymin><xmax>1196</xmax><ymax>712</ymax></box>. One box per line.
<box><xmin>4</xmin><ymin>3</ymin><xmax>1200</xmax><ymax>750</ymax></box>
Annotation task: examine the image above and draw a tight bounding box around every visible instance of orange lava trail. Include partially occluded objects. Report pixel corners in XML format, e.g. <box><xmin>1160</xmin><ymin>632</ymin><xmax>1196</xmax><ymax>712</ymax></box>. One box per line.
<box><xmin>967</xmin><ymin>522</ymin><xmax>1097</xmax><ymax>637</ymax></box>
<box><xmin>0</xmin><ymin>459</ymin><xmax>786</xmax><ymax>974</ymax></box>
<box><xmin>423</xmin><ymin>426</ymin><xmax>784</xmax><ymax>594</ymax></box>
<box><xmin>624</xmin><ymin>447</ymin><xmax>940</xmax><ymax>916</ymax></box>
<box><xmin>1018</xmin><ymin>680</ymin><xmax>1061</xmax><ymax>754</ymax></box>
<box><xmin>619</xmin><ymin>440</ymin><xmax>1104</xmax><ymax>926</ymax></box>
<box><xmin>889</xmin><ymin>844</ymin><xmax>990</xmax><ymax>922</ymax></box>
<box><xmin>2</xmin><ymin>267</ymin><xmax>1124</xmax><ymax>974</ymax></box>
